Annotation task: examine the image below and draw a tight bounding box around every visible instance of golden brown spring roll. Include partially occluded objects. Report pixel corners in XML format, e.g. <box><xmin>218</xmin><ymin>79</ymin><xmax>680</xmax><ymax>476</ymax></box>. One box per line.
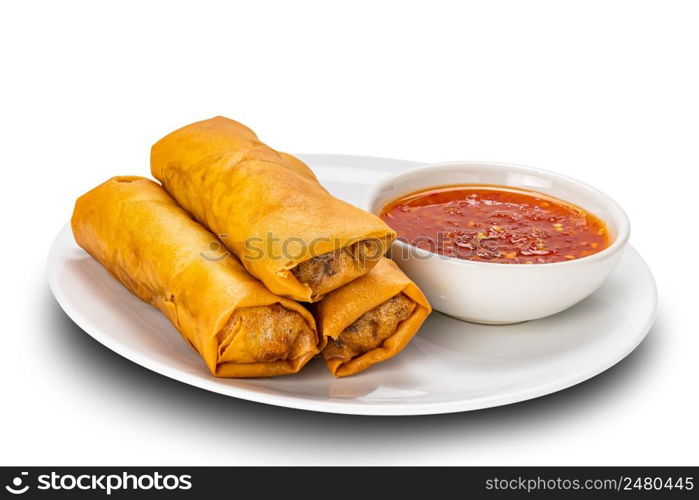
<box><xmin>315</xmin><ymin>258</ymin><xmax>431</xmax><ymax>377</ymax></box>
<box><xmin>150</xmin><ymin>116</ymin><xmax>395</xmax><ymax>302</ymax></box>
<box><xmin>71</xmin><ymin>176</ymin><xmax>323</xmax><ymax>377</ymax></box>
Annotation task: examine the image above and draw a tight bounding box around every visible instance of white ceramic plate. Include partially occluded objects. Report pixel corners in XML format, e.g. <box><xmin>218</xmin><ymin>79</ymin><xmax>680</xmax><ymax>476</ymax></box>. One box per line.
<box><xmin>47</xmin><ymin>154</ymin><xmax>657</xmax><ymax>416</ymax></box>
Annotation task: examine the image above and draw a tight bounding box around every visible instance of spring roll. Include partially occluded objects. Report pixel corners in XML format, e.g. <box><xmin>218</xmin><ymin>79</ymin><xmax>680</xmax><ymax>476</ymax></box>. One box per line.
<box><xmin>150</xmin><ymin>116</ymin><xmax>395</xmax><ymax>302</ymax></box>
<box><xmin>71</xmin><ymin>176</ymin><xmax>323</xmax><ymax>377</ymax></box>
<box><xmin>315</xmin><ymin>258</ymin><xmax>431</xmax><ymax>377</ymax></box>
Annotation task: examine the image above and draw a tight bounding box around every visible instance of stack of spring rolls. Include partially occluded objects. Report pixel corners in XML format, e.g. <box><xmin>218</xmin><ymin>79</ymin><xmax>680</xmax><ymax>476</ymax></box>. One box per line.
<box><xmin>71</xmin><ymin>117</ymin><xmax>431</xmax><ymax>378</ymax></box>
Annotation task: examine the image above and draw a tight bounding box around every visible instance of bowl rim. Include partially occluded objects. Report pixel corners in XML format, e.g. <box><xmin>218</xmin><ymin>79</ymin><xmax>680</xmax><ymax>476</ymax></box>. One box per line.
<box><xmin>364</xmin><ymin>160</ymin><xmax>631</xmax><ymax>268</ymax></box>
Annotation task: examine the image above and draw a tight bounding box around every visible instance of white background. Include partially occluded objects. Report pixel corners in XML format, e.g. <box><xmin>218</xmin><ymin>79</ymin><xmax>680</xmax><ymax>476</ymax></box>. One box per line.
<box><xmin>1</xmin><ymin>0</ymin><xmax>697</xmax><ymax>465</ymax></box>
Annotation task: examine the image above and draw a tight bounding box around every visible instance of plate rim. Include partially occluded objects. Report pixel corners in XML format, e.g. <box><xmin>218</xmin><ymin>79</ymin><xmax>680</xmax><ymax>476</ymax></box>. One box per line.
<box><xmin>48</xmin><ymin>154</ymin><xmax>658</xmax><ymax>416</ymax></box>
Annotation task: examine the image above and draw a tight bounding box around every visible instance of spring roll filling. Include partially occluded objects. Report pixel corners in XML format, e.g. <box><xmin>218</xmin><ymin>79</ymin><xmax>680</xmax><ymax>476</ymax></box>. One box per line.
<box><xmin>290</xmin><ymin>239</ymin><xmax>382</xmax><ymax>295</ymax></box>
<box><xmin>323</xmin><ymin>293</ymin><xmax>416</xmax><ymax>362</ymax></box>
<box><xmin>218</xmin><ymin>304</ymin><xmax>316</xmax><ymax>364</ymax></box>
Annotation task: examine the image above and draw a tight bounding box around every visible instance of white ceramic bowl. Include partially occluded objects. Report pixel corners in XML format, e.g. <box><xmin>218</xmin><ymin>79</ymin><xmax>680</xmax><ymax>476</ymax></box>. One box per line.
<box><xmin>364</xmin><ymin>161</ymin><xmax>630</xmax><ymax>324</ymax></box>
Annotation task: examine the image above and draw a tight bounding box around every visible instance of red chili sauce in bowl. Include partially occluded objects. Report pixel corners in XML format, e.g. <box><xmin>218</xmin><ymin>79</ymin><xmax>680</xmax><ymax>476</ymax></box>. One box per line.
<box><xmin>380</xmin><ymin>185</ymin><xmax>611</xmax><ymax>264</ymax></box>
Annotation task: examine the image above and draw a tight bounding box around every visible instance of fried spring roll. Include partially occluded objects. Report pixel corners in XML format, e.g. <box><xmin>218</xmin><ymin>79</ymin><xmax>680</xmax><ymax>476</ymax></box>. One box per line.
<box><xmin>315</xmin><ymin>258</ymin><xmax>431</xmax><ymax>377</ymax></box>
<box><xmin>150</xmin><ymin>116</ymin><xmax>395</xmax><ymax>302</ymax></box>
<box><xmin>71</xmin><ymin>176</ymin><xmax>323</xmax><ymax>377</ymax></box>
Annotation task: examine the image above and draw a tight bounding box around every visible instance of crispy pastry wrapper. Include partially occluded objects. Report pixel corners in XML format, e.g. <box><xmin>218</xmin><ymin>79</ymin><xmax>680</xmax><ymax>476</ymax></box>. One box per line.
<box><xmin>150</xmin><ymin>116</ymin><xmax>395</xmax><ymax>302</ymax></box>
<box><xmin>71</xmin><ymin>176</ymin><xmax>323</xmax><ymax>377</ymax></box>
<box><xmin>315</xmin><ymin>258</ymin><xmax>431</xmax><ymax>377</ymax></box>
